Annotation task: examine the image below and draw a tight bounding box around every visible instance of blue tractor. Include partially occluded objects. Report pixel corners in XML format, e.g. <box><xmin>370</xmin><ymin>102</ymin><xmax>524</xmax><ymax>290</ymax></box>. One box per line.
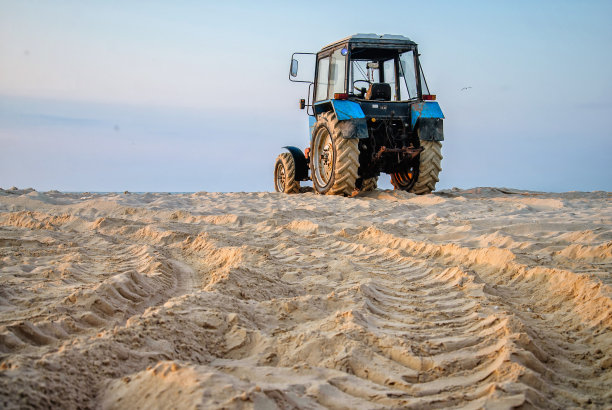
<box><xmin>274</xmin><ymin>34</ymin><xmax>444</xmax><ymax>196</ymax></box>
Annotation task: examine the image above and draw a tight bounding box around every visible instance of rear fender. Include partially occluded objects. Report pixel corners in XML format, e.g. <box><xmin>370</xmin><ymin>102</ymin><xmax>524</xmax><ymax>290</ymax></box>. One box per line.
<box><xmin>313</xmin><ymin>99</ymin><xmax>368</xmax><ymax>139</ymax></box>
<box><xmin>411</xmin><ymin>101</ymin><xmax>444</xmax><ymax>141</ymax></box>
<box><xmin>417</xmin><ymin>118</ymin><xmax>444</xmax><ymax>141</ymax></box>
<box><xmin>282</xmin><ymin>146</ymin><xmax>309</xmax><ymax>181</ymax></box>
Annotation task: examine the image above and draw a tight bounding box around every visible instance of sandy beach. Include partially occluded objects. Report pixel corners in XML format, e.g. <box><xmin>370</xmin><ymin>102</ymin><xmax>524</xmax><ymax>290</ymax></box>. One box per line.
<box><xmin>0</xmin><ymin>187</ymin><xmax>610</xmax><ymax>409</ymax></box>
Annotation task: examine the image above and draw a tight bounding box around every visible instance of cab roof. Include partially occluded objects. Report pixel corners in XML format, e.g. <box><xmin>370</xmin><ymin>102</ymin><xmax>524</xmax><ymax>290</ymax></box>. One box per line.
<box><xmin>320</xmin><ymin>33</ymin><xmax>417</xmax><ymax>52</ymax></box>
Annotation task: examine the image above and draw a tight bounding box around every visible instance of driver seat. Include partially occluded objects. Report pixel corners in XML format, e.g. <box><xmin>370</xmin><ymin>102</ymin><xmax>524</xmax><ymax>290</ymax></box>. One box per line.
<box><xmin>365</xmin><ymin>83</ymin><xmax>391</xmax><ymax>101</ymax></box>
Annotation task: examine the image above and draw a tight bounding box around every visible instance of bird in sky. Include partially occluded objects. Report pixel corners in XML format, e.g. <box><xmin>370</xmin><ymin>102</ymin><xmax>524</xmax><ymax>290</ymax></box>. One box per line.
<box><xmin>460</xmin><ymin>86</ymin><xmax>472</xmax><ymax>91</ymax></box>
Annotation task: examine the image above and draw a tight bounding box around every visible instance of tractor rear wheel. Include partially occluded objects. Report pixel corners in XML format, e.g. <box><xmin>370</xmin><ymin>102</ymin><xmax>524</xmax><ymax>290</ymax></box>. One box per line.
<box><xmin>391</xmin><ymin>141</ymin><xmax>442</xmax><ymax>194</ymax></box>
<box><xmin>310</xmin><ymin>112</ymin><xmax>359</xmax><ymax>196</ymax></box>
<box><xmin>411</xmin><ymin>141</ymin><xmax>442</xmax><ymax>194</ymax></box>
<box><xmin>274</xmin><ymin>153</ymin><xmax>300</xmax><ymax>194</ymax></box>
<box><xmin>360</xmin><ymin>176</ymin><xmax>378</xmax><ymax>192</ymax></box>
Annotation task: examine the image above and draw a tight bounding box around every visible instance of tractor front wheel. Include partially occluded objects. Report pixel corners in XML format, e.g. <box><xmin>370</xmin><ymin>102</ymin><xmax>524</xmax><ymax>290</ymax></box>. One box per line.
<box><xmin>310</xmin><ymin>112</ymin><xmax>359</xmax><ymax>196</ymax></box>
<box><xmin>274</xmin><ymin>153</ymin><xmax>300</xmax><ymax>194</ymax></box>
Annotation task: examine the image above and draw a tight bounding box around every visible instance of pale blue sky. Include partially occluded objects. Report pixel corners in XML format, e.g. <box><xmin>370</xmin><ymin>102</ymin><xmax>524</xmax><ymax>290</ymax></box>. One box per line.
<box><xmin>1</xmin><ymin>0</ymin><xmax>611</xmax><ymax>192</ymax></box>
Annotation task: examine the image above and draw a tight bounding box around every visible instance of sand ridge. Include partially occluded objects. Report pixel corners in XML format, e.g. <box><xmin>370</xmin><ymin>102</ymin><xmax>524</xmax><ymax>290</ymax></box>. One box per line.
<box><xmin>0</xmin><ymin>187</ymin><xmax>610</xmax><ymax>408</ymax></box>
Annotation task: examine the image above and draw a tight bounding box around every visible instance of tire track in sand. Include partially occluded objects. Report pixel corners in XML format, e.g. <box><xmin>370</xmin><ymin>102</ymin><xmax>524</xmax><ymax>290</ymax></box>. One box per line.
<box><xmin>1</xmin><ymin>191</ymin><xmax>610</xmax><ymax>409</ymax></box>
<box><xmin>265</xmin><ymin>233</ymin><xmax>522</xmax><ymax>408</ymax></box>
<box><xmin>264</xmin><ymin>220</ymin><xmax>610</xmax><ymax>408</ymax></box>
<box><xmin>354</xmin><ymin>227</ymin><xmax>612</xmax><ymax>407</ymax></box>
<box><xmin>0</xmin><ymin>211</ymin><xmax>197</xmax><ymax>355</ymax></box>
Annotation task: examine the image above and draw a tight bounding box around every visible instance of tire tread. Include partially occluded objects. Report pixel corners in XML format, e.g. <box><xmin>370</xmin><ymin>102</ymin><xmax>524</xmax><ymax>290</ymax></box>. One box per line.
<box><xmin>411</xmin><ymin>141</ymin><xmax>443</xmax><ymax>194</ymax></box>
<box><xmin>274</xmin><ymin>152</ymin><xmax>300</xmax><ymax>194</ymax></box>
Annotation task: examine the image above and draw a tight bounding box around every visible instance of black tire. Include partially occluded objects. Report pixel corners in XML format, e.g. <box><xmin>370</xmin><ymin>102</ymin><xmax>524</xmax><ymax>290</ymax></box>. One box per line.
<box><xmin>274</xmin><ymin>153</ymin><xmax>300</xmax><ymax>194</ymax></box>
<box><xmin>411</xmin><ymin>141</ymin><xmax>442</xmax><ymax>194</ymax></box>
<box><xmin>360</xmin><ymin>176</ymin><xmax>378</xmax><ymax>192</ymax></box>
<box><xmin>391</xmin><ymin>141</ymin><xmax>442</xmax><ymax>194</ymax></box>
<box><xmin>390</xmin><ymin>164</ymin><xmax>419</xmax><ymax>191</ymax></box>
<box><xmin>310</xmin><ymin>112</ymin><xmax>359</xmax><ymax>196</ymax></box>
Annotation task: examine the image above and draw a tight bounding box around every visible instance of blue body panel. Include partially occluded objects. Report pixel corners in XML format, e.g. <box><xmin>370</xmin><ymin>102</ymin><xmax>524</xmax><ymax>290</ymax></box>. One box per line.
<box><xmin>411</xmin><ymin>101</ymin><xmax>444</xmax><ymax>128</ymax></box>
<box><xmin>330</xmin><ymin>100</ymin><xmax>366</xmax><ymax>120</ymax></box>
<box><xmin>313</xmin><ymin>99</ymin><xmax>366</xmax><ymax>120</ymax></box>
<box><xmin>308</xmin><ymin>115</ymin><xmax>316</xmax><ymax>139</ymax></box>
<box><xmin>311</xmin><ymin>99</ymin><xmax>368</xmax><ymax>139</ymax></box>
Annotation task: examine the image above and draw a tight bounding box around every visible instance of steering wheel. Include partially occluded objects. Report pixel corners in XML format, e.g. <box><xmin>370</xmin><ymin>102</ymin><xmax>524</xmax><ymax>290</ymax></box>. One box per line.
<box><xmin>353</xmin><ymin>80</ymin><xmax>371</xmax><ymax>97</ymax></box>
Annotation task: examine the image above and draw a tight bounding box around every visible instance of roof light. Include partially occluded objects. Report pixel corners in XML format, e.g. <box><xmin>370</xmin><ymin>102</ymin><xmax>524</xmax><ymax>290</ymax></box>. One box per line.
<box><xmin>341</xmin><ymin>48</ymin><xmax>348</xmax><ymax>56</ymax></box>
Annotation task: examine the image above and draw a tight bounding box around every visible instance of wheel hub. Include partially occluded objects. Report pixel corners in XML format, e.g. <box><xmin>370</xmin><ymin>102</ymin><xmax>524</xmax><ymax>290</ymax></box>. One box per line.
<box><xmin>321</xmin><ymin>146</ymin><xmax>331</xmax><ymax>166</ymax></box>
<box><xmin>276</xmin><ymin>163</ymin><xmax>286</xmax><ymax>191</ymax></box>
<box><xmin>313</xmin><ymin>129</ymin><xmax>334</xmax><ymax>188</ymax></box>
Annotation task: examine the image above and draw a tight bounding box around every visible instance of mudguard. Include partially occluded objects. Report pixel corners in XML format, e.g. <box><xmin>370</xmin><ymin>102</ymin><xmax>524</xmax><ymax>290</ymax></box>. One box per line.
<box><xmin>411</xmin><ymin>101</ymin><xmax>444</xmax><ymax>141</ymax></box>
<box><xmin>330</xmin><ymin>100</ymin><xmax>365</xmax><ymax>121</ymax></box>
<box><xmin>312</xmin><ymin>100</ymin><xmax>368</xmax><ymax>139</ymax></box>
<box><xmin>282</xmin><ymin>146</ymin><xmax>309</xmax><ymax>181</ymax></box>
<box><xmin>411</xmin><ymin>101</ymin><xmax>444</xmax><ymax>128</ymax></box>
<box><xmin>416</xmin><ymin>118</ymin><xmax>443</xmax><ymax>141</ymax></box>
<box><xmin>337</xmin><ymin>118</ymin><xmax>368</xmax><ymax>139</ymax></box>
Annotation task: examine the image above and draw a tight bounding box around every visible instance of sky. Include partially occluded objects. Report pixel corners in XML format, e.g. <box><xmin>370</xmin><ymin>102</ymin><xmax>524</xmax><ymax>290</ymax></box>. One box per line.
<box><xmin>1</xmin><ymin>0</ymin><xmax>611</xmax><ymax>192</ymax></box>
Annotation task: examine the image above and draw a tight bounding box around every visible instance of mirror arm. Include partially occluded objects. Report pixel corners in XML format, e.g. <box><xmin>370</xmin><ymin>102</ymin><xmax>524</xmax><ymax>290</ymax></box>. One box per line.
<box><xmin>288</xmin><ymin>52</ymin><xmax>316</xmax><ymax>83</ymax></box>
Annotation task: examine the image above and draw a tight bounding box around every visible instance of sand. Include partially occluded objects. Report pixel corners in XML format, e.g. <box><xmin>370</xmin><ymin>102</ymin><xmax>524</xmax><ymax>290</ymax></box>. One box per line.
<box><xmin>0</xmin><ymin>187</ymin><xmax>610</xmax><ymax>409</ymax></box>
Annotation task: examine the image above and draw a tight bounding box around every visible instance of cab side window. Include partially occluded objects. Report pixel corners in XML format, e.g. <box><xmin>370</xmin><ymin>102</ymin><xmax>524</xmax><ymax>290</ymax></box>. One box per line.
<box><xmin>315</xmin><ymin>57</ymin><xmax>330</xmax><ymax>101</ymax></box>
<box><xmin>328</xmin><ymin>48</ymin><xmax>346</xmax><ymax>97</ymax></box>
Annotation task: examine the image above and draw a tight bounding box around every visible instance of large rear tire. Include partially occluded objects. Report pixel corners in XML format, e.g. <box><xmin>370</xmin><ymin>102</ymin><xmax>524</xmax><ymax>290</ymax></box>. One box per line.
<box><xmin>411</xmin><ymin>141</ymin><xmax>442</xmax><ymax>194</ymax></box>
<box><xmin>360</xmin><ymin>176</ymin><xmax>378</xmax><ymax>192</ymax></box>
<box><xmin>274</xmin><ymin>153</ymin><xmax>300</xmax><ymax>194</ymax></box>
<box><xmin>391</xmin><ymin>141</ymin><xmax>442</xmax><ymax>194</ymax></box>
<box><xmin>310</xmin><ymin>112</ymin><xmax>359</xmax><ymax>196</ymax></box>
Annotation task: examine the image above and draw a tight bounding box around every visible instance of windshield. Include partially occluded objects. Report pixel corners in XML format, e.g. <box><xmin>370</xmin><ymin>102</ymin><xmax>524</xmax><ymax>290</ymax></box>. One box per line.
<box><xmin>349</xmin><ymin>50</ymin><xmax>419</xmax><ymax>101</ymax></box>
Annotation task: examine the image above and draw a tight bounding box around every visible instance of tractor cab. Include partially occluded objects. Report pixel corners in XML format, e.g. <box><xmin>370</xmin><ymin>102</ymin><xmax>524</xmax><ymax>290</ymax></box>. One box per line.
<box><xmin>291</xmin><ymin>34</ymin><xmax>436</xmax><ymax>114</ymax></box>
<box><xmin>314</xmin><ymin>34</ymin><xmax>427</xmax><ymax>103</ymax></box>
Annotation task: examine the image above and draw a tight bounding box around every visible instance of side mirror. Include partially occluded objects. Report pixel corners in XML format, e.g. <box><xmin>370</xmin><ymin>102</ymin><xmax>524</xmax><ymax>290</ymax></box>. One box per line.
<box><xmin>290</xmin><ymin>59</ymin><xmax>298</xmax><ymax>77</ymax></box>
<box><xmin>299</xmin><ymin>99</ymin><xmax>305</xmax><ymax>109</ymax></box>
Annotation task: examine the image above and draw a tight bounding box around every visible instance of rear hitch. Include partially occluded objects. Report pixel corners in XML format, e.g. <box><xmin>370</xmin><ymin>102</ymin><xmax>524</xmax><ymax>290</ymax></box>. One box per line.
<box><xmin>374</xmin><ymin>145</ymin><xmax>423</xmax><ymax>162</ymax></box>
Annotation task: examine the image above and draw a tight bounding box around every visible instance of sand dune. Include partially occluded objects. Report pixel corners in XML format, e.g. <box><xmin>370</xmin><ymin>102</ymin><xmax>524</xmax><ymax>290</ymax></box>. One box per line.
<box><xmin>0</xmin><ymin>187</ymin><xmax>610</xmax><ymax>409</ymax></box>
